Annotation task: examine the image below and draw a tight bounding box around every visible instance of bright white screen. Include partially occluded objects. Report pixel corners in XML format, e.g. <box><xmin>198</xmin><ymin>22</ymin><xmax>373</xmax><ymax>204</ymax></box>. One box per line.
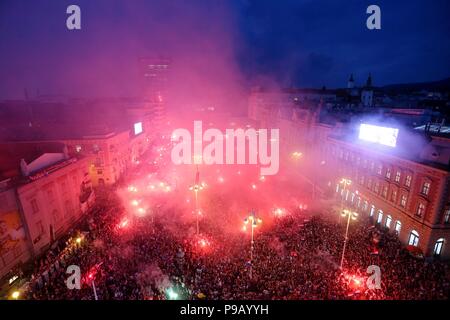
<box><xmin>134</xmin><ymin>122</ymin><xmax>143</xmax><ymax>135</ymax></box>
<box><xmin>358</xmin><ymin>124</ymin><xmax>399</xmax><ymax>147</ymax></box>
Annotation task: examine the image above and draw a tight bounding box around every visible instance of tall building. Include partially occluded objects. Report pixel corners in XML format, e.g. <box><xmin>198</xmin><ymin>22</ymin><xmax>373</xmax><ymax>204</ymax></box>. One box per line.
<box><xmin>139</xmin><ymin>57</ymin><xmax>171</xmax><ymax>133</ymax></box>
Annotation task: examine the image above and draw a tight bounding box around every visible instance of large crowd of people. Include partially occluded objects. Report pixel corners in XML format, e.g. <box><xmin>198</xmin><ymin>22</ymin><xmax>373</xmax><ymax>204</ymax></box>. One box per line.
<box><xmin>18</xmin><ymin>143</ymin><xmax>450</xmax><ymax>300</ymax></box>
<box><xmin>22</xmin><ymin>187</ymin><xmax>449</xmax><ymax>300</ymax></box>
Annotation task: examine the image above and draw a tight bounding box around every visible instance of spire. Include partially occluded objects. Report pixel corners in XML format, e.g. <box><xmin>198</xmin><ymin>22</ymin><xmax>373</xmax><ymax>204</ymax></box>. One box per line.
<box><xmin>366</xmin><ymin>73</ymin><xmax>372</xmax><ymax>87</ymax></box>
<box><xmin>347</xmin><ymin>74</ymin><xmax>355</xmax><ymax>89</ymax></box>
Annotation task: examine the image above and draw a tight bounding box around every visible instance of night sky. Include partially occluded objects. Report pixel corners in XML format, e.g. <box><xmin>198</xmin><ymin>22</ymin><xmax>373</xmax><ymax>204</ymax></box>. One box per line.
<box><xmin>0</xmin><ymin>0</ymin><xmax>449</xmax><ymax>100</ymax></box>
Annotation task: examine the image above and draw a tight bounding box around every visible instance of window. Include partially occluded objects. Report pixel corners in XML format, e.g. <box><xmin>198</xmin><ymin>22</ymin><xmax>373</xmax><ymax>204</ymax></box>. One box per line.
<box><xmin>400</xmin><ymin>195</ymin><xmax>407</xmax><ymax>208</ymax></box>
<box><xmin>391</xmin><ymin>190</ymin><xmax>397</xmax><ymax>203</ymax></box>
<box><xmin>405</xmin><ymin>175</ymin><xmax>412</xmax><ymax>187</ymax></box>
<box><xmin>97</xmin><ymin>170</ymin><xmax>103</xmax><ymax>175</ymax></box>
<box><xmin>377</xmin><ymin>211</ymin><xmax>383</xmax><ymax>224</ymax></box>
<box><xmin>444</xmin><ymin>209</ymin><xmax>450</xmax><ymax>224</ymax></box>
<box><xmin>395</xmin><ymin>171</ymin><xmax>401</xmax><ymax>183</ymax></box>
<box><xmin>374</xmin><ymin>182</ymin><xmax>380</xmax><ymax>193</ymax></box>
<box><xmin>416</xmin><ymin>203</ymin><xmax>426</xmax><ymax>217</ymax></box>
<box><xmin>30</xmin><ymin>199</ymin><xmax>39</xmax><ymax>214</ymax></box>
<box><xmin>35</xmin><ymin>221</ymin><xmax>45</xmax><ymax>236</ymax></box>
<box><xmin>377</xmin><ymin>164</ymin><xmax>383</xmax><ymax>175</ymax></box>
<box><xmin>370</xmin><ymin>161</ymin><xmax>374</xmax><ymax>172</ymax></box>
<box><xmin>394</xmin><ymin>221</ymin><xmax>402</xmax><ymax>235</ymax></box>
<box><xmin>363</xmin><ymin>159</ymin><xmax>368</xmax><ymax>168</ymax></box>
<box><xmin>421</xmin><ymin>182</ymin><xmax>431</xmax><ymax>196</ymax></box>
<box><xmin>359</xmin><ymin>175</ymin><xmax>365</xmax><ymax>185</ymax></box>
<box><xmin>433</xmin><ymin>238</ymin><xmax>444</xmax><ymax>256</ymax></box>
<box><xmin>370</xmin><ymin>205</ymin><xmax>375</xmax><ymax>217</ymax></box>
<box><xmin>356</xmin><ymin>157</ymin><xmax>361</xmax><ymax>166</ymax></box>
<box><xmin>385</xmin><ymin>168</ymin><xmax>391</xmax><ymax>179</ymax></box>
<box><xmin>408</xmin><ymin>230</ymin><xmax>419</xmax><ymax>247</ymax></box>
<box><xmin>382</xmin><ymin>186</ymin><xmax>388</xmax><ymax>198</ymax></box>
<box><xmin>385</xmin><ymin>215</ymin><xmax>392</xmax><ymax>229</ymax></box>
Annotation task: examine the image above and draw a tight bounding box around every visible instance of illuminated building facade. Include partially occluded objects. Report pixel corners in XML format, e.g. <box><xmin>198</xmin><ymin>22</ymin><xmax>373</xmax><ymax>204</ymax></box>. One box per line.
<box><xmin>0</xmin><ymin>142</ymin><xmax>94</xmax><ymax>278</ymax></box>
<box><xmin>249</xmin><ymin>89</ymin><xmax>450</xmax><ymax>258</ymax></box>
<box><xmin>62</xmin><ymin>131</ymin><xmax>133</xmax><ymax>187</ymax></box>
<box><xmin>327</xmin><ymin>134</ymin><xmax>450</xmax><ymax>258</ymax></box>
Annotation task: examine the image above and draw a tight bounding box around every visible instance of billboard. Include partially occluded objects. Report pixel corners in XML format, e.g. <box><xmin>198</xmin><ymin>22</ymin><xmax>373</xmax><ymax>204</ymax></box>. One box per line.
<box><xmin>358</xmin><ymin>124</ymin><xmax>399</xmax><ymax>147</ymax></box>
<box><xmin>0</xmin><ymin>210</ymin><xmax>26</xmax><ymax>261</ymax></box>
<box><xmin>134</xmin><ymin>122</ymin><xmax>143</xmax><ymax>135</ymax></box>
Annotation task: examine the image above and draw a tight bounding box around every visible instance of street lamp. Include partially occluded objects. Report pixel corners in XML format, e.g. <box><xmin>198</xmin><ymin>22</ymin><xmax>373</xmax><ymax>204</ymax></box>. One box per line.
<box><xmin>189</xmin><ymin>166</ymin><xmax>204</xmax><ymax>234</ymax></box>
<box><xmin>292</xmin><ymin>151</ymin><xmax>303</xmax><ymax>159</ymax></box>
<box><xmin>10</xmin><ymin>290</ymin><xmax>20</xmax><ymax>300</ymax></box>
<box><xmin>338</xmin><ymin>178</ymin><xmax>351</xmax><ymax>221</ymax></box>
<box><xmin>339</xmin><ymin>209</ymin><xmax>358</xmax><ymax>269</ymax></box>
<box><xmin>243</xmin><ymin>210</ymin><xmax>262</xmax><ymax>279</ymax></box>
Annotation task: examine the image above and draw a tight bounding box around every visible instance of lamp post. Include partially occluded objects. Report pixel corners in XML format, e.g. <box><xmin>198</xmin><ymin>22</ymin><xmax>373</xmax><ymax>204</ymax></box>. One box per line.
<box><xmin>339</xmin><ymin>209</ymin><xmax>358</xmax><ymax>269</ymax></box>
<box><xmin>92</xmin><ymin>280</ymin><xmax>98</xmax><ymax>300</ymax></box>
<box><xmin>339</xmin><ymin>178</ymin><xmax>351</xmax><ymax>221</ymax></box>
<box><xmin>243</xmin><ymin>210</ymin><xmax>262</xmax><ymax>279</ymax></box>
<box><xmin>189</xmin><ymin>166</ymin><xmax>203</xmax><ymax>235</ymax></box>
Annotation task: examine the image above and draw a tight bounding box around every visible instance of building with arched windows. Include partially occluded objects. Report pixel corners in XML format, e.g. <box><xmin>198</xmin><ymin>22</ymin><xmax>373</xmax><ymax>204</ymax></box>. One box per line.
<box><xmin>249</xmin><ymin>86</ymin><xmax>450</xmax><ymax>258</ymax></box>
<box><xmin>328</xmin><ymin>125</ymin><xmax>450</xmax><ymax>258</ymax></box>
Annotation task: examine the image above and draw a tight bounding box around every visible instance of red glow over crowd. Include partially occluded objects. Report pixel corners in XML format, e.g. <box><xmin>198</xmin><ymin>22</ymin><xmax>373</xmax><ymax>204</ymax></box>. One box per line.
<box><xmin>15</xmin><ymin>138</ymin><xmax>450</xmax><ymax>300</ymax></box>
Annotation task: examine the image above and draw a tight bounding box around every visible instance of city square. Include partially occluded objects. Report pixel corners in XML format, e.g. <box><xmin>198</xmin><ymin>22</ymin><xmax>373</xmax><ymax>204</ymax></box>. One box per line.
<box><xmin>0</xmin><ymin>0</ymin><xmax>449</xmax><ymax>305</ymax></box>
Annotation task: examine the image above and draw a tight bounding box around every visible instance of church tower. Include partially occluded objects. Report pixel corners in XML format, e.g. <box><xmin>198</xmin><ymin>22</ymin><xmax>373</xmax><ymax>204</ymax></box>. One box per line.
<box><xmin>347</xmin><ymin>74</ymin><xmax>355</xmax><ymax>89</ymax></box>
<box><xmin>361</xmin><ymin>73</ymin><xmax>374</xmax><ymax>107</ymax></box>
<box><xmin>366</xmin><ymin>73</ymin><xmax>372</xmax><ymax>88</ymax></box>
